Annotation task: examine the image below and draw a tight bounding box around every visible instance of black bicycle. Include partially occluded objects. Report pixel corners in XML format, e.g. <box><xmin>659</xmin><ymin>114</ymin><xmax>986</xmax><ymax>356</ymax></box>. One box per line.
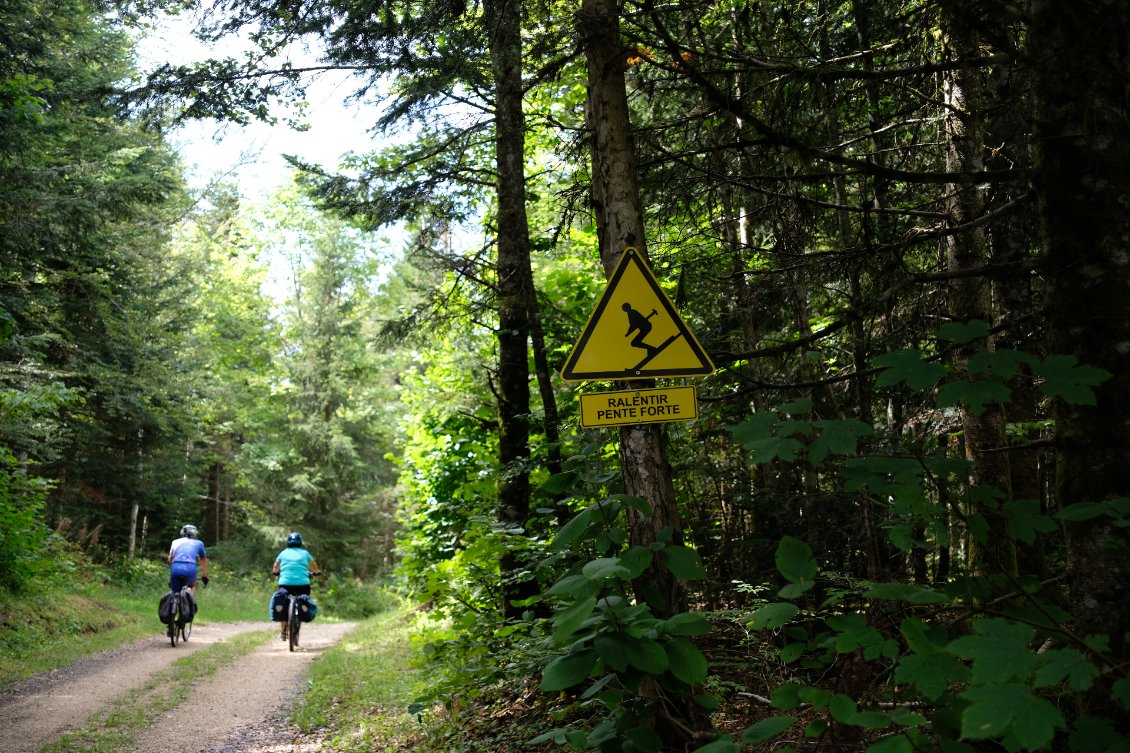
<box><xmin>164</xmin><ymin>586</ymin><xmax>194</xmax><ymax>647</ymax></box>
<box><xmin>276</xmin><ymin>572</ymin><xmax>319</xmax><ymax>652</ymax></box>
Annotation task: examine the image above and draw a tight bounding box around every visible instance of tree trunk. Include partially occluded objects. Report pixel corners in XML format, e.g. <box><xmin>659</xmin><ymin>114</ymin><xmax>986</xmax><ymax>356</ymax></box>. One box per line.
<box><xmin>580</xmin><ymin>0</ymin><xmax>686</xmax><ymax>618</ymax></box>
<box><xmin>940</xmin><ymin>5</ymin><xmax>1016</xmax><ymax>577</ymax></box>
<box><xmin>1031</xmin><ymin>0</ymin><xmax>1130</xmax><ymax>717</ymax></box>
<box><xmin>487</xmin><ymin>0</ymin><xmax>535</xmax><ymax>620</ymax></box>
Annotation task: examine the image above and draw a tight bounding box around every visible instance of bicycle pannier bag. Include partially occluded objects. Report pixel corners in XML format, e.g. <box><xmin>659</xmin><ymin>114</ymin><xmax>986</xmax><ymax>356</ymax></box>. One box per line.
<box><xmin>296</xmin><ymin>594</ymin><xmax>318</xmax><ymax>622</ymax></box>
<box><xmin>269</xmin><ymin>589</ymin><xmax>288</xmax><ymax>622</ymax></box>
<box><xmin>158</xmin><ymin>590</ymin><xmax>176</xmax><ymax>625</ymax></box>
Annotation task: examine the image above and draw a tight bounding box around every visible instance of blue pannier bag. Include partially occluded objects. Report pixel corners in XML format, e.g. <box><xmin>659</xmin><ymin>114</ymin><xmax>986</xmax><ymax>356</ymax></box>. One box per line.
<box><xmin>296</xmin><ymin>594</ymin><xmax>318</xmax><ymax>622</ymax></box>
<box><xmin>269</xmin><ymin>589</ymin><xmax>288</xmax><ymax>622</ymax></box>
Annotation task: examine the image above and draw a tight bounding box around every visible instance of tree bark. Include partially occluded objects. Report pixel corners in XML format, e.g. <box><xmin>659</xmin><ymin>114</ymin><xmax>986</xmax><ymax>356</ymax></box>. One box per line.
<box><xmin>1031</xmin><ymin>0</ymin><xmax>1130</xmax><ymax>713</ymax></box>
<box><xmin>580</xmin><ymin>0</ymin><xmax>686</xmax><ymax>618</ymax></box>
<box><xmin>487</xmin><ymin>0</ymin><xmax>536</xmax><ymax>620</ymax></box>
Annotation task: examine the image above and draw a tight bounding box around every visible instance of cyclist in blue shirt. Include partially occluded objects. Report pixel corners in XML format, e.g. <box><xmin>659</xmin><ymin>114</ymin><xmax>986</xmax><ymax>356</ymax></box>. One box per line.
<box><xmin>168</xmin><ymin>524</ymin><xmax>209</xmax><ymax>595</ymax></box>
<box><xmin>272</xmin><ymin>532</ymin><xmax>321</xmax><ymax>640</ymax></box>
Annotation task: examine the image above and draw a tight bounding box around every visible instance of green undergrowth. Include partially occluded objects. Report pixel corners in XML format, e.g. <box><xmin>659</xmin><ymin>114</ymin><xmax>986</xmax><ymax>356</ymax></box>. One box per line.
<box><xmin>292</xmin><ymin>602</ymin><xmax>435</xmax><ymax>751</ymax></box>
<box><xmin>42</xmin><ymin>629</ymin><xmax>273</xmax><ymax>753</ymax></box>
<box><xmin>0</xmin><ymin>558</ymin><xmax>267</xmax><ymax>689</ymax></box>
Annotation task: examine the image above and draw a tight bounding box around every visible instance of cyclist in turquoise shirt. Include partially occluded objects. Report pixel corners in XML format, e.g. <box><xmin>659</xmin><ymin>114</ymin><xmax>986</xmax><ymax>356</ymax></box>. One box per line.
<box><xmin>271</xmin><ymin>532</ymin><xmax>321</xmax><ymax>640</ymax></box>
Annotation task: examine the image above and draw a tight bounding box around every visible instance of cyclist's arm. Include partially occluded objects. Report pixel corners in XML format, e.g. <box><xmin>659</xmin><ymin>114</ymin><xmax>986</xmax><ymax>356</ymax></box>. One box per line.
<box><xmin>309</xmin><ymin>559</ymin><xmax>322</xmax><ymax>576</ymax></box>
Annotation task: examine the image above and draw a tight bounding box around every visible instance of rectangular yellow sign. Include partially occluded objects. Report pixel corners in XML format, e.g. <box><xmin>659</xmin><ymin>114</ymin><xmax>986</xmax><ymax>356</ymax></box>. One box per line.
<box><xmin>579</xmin><ymin>386</ymin><xmax>698</xmax><ymax>428</ymax></box>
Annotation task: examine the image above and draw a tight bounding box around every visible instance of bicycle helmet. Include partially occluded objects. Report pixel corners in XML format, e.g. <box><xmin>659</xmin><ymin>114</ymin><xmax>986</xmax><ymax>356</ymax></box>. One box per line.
<box><xmin>286</xmin><ymin>531</ymin><xmax>303</xmax><ymax>547</ymax></box>
<box><xmin>181</xmin><ymin>524</ymin><xmax>199</xmax><ymax>538</ymax></box>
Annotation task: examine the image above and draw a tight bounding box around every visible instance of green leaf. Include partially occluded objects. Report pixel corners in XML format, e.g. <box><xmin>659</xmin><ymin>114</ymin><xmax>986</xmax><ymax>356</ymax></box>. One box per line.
<box><xmin>935</xmin><ymin>320</ymin><xmax>991</xmax><ymax>344</ymax></box>
<box><xmin>959</xmin><ymin>683</ymin><xmax>1065</xmax><ymax>748</ymax></box>
<box><xmin>624</xmin><ymin>726</ymin><xmax>662</xmax><ymax>753</ymax></box>
<box><xmin>936</xmin><ymin>377</ymin><xmax>1010</xmax><ymax>415</ymax></box>
<box><xmin>666</xmin><ymin>637</ymin><xmax>709</xmax><ymax>685</ymax></box>
<box><xmin>727</xmin><ymin>412</ymin><xmax>779</xmax><ymax>448</ymax></box>
<box><xmin>776</xmin><ymin>536</ymin><xmax>817</xmax><ymax>586</ymax></box>
<box><xmin>1033</xmin><ymin>354</ymin><xmax>1111</xmax><ymax>406</ymax></box>
<box><xmin>663</xmin><ymin>545</ymin><xmax>709</xmax><ymax>580</ymax></box>
<box><xmin>582</xmin><ymin>557</ymin><xmax>630</xmax><ymax>581</ymax></box>
<box><xmin>691</xmin><ymin>734</ymin><xmax>741</xmax><ymax>753</ymax></box>
<box><xmin>542</xmin><ymin>471</ymin><xmax>578</xmax><ymax>494</ymax></box>
<box><xmin>894</xmin><ymin>652</ymin><xmax>971</xmax><ymax>701</ymax></box>
<box><xmin>809</xmin><ymin>419</ymin><xmax>874</xmax><ymax>465</ymax></box>
<box><xmin>1003</xmin><ymin>499</ymin><xmax>1058</xmax><ymax>544</ymax></box>
<box><xmin>873</xmin><ymin>350</ymin><xmax>946</xmax><ymax>390</ymax></box>
<box><xmin>546</xmin><ymin>574</ymin><xmax>598</xmax><ymax>599</ymax></box>
<box><xmin>1034</xmin><ymin>647</ymin><xmax>1099</xmax><ymax>690</ymax></box>
<box><xmin>865</xmin><ymin>582</ymin><xmax>950</xmax><ymax>605</ymax></box>
<box><xmin>741</xmin><ymin>716</ymin><xmax>796</xmax><ymax>744</ymax></box>
<box><xmin>659</xmin><ymin>612</ymin><xmax>712</xmax><ymax>637</ymax></box>
<box><xmin>947</xmin><ymin>618</ymin><xmax>1037</xmax><ymax>684</ymax></box>
<box><xmin>619</xmin><ymin>546</ymin><xmax>653</xmax><ymax>579</ymax></box>
<box><xmin>749</xmin><ymin>602</ymin><xmax>799</xmax><ymax>630</ymax></box>
<box><xmin>865</xmin><ymin>734</ymin><xmax>915</xmax><ymax>753</ymax></box>
<box><xmin>743</xmin><ymin>435</ymin><xmax>805</xmax><ymax>464</ymax></box>
<box><xmin>829</xmin><ymin>694</ymin><xmax>857</xmax><ymax>722</ymax></box>
<box><xmin>550</xmin><ymin>507</ymin><xmax>593</xmax><ymax>551</ymax></box>
<box><xmin>553</xmin><ymin>595</ymin><xmax>597</xmax><ymax>644</ymax></box>
<box><xmin>624</xmin><ymin>635</ymin><xmax>670</xmax><ymax>674</ymax></box>
<box><xmin>595</xmin><ymin>633</ymin><xmax>630</xmax><ymax>672</ymax></box>
<box><xmin>541</xmin><ymin>649</ymin><xmax>598</xmax><ymax>691</ymax></box>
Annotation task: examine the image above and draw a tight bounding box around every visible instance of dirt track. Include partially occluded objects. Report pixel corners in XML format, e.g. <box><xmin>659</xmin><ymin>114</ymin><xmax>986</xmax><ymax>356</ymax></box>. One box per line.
<box><xmin>0</xmin><ymin>620</ymin><xmax>356</xmax><ymax>753</ymax></box>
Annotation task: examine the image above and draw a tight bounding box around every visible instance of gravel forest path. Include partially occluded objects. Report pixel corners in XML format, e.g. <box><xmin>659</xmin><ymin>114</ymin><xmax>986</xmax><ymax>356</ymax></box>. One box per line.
<box><xmin>0</xmin><ymin>620</ymin><xmax>357</xmax><ymax>753</ymax></box>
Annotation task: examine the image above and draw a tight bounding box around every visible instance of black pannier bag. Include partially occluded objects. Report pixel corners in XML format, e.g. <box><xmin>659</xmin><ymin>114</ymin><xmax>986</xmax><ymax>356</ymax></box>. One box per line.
<box><xmin>158</xmin><ymin>590</ymin><xmax>176</xmax><ymax>624</ymax></box>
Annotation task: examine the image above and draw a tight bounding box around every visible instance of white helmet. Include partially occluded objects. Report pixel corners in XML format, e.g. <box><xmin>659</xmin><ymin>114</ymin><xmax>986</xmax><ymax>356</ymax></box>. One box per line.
<box><xmin>180</xmin><ymin>524</ymin><xmax>199</xmax><ymax>538</ymax></box>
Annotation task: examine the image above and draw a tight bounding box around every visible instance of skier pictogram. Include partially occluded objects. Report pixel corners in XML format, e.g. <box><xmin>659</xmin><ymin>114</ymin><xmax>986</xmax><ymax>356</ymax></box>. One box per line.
<box><xmin>561</xmin><ymin>248</ymin><xmax>714</xmax><ymax>381</ymax></box>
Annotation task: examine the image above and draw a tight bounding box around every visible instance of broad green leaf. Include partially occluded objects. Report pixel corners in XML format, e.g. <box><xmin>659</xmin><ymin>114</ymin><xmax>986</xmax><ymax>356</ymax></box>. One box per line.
<box><xmin>959</xmin><ymin>683</ymin><xmax>1064</xmax><ymax>748</ymax></box>
<box><xmin>666</xmin><ymin>637</ymin><xmax>709</xmax><ymax>685</ymax></box>
<box><xmin>553</xmin><ymin>595</ymin><xmax>597</xmax><ymax>644</ymax></box>
<box><xmin>546</xmin><ymin>574</ymin><xmax>598</xmax><ymax>599</ymax></box>
<box><xmin>894</xmin><ymin>651</ymin><xmax>971</xmax><ymax>700</ymax></box>
<box><xmin>829</xmin><ymin>694</ymin><xmax>857</xmax><ymax>722</ymax></box>
<box><xmin>770</xmin><ymin>682</ymin><xmax>804</xmax><ymax>710</ymax></box>
<box><xmin>827</xmin><ymin>612</ymin><xmax>899</xmax><ymax>659</ymax></box>
<box><xmin>850</xmin><ymin>711</ymin><xmax>893</xmax><ymax>729</ymax></box>
<box><xmin>550</xmin><ymin>508</ymin><xmax>593</xmax><ymax>551</ymax></box>
<box><xmin>663</xmin><ymin>545</ymin><xmax>709</xmax><ymax>580</ymax></box>
<box><xmin>1034</xmin><ymin>647</ymin><xmax>1099</xmax><ymax>690</ymax></box>
<box><xmin>541</xmin><ymin>649</ymin><xmax>597</xmax><ymax>691</ymax></box>
<box><xmin>542</xmin><ymin>471</ymin><xmax>578</xmax><ymax>494</ymax></box>
<box><xmin>1003</xmin><ymin>499</ymin><xmax>1058</xmax><ymax>544</ymax></box>
<box><xmin>779</xmin><ymin>642</ymin><xmax>806</xmax><ymax>663</ymax></box>
<box><xmin>624</xmin><ymin>726</ymin><xmax>662</xmax><ymax>753</ymax></box>
<box><xmin>809</xmin><ymin>419</ymin><xmax>874</xmax><ymax>464</ymax></box>
<box><xmin>873</xmin><ymin>350</ymin><xmax>946</xmax><ymax>390</ymax></box>
<box><xmin>691</xmin><ymin>733</ymin><xmax>741</xmax><ymax>753</ymax></box>
<box><xmin>741</xmin><ymin>716</ymin><xmax>796</xmax><ymax>744</ymax></box>
<box><xmin>749</xmin><ymin>602</ymin><xmax>799</xmax><ymax>630</ymax></box>
<box><xmin>936</xmin><ymin>377</ymin><xmax>1010</xmax><ymax>415</ymax></box>
<box><xmin>582</xmin><ymin>557</ymin><xmax>630</xmax><ymax>581</ymax></box>
<box><xmin>776</xmin><ymin>536</ymin><xmax>817</xmax><ymax>585</ymax></box>
<box><xmin>619</xmin><ymin>546</ymin><xmax>653</xmax><ymax>579</ymax></box>
<box><xmin>865</xmin><ymin>582</ymin><xmax>950</xmax><ymax>605</ymax></box>
<box><xmin>624</xmin><ymin>635</ymin><xmax>669</xmax><ymax>674</ymax></box>
<box><xmin>659</xmin><ymin>612</ymin><xmax>712</xmax><ymax>636</ymax></box>
<box><xmin>865</xmin><ymin>734</ymin><xmax>915</xmax><ymax>753</ymax></box>
<box><xmin>935</xmin><ymin>320</ymin><xmax>991</xmax><ymax>343</ymax></box>
<box><xmin>727</xmin><ymin>412</ymin><xmax>779</xmax><ymax>448</ymax></box>
<box><xmin>742</xmin><ymin>435</ymin><xmax>805</xmax><ymax>464</ymax></box>
<box><xmin>1033</xmin><ymin>354</ymin><xmax>1111</xmax><ymax>405</ymax></box>
<box><xmin>947</xmin><ymin>618</ymin><xmax>1037</xmax><ymax>684</ymax></box>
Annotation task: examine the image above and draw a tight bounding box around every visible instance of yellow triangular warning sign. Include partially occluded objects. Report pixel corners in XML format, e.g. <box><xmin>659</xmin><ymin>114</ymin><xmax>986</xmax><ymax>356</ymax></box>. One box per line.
<box><xmin>561</xmin><ymin>248</ymin><xmax>715</xmax><ymax>381</ymax></box>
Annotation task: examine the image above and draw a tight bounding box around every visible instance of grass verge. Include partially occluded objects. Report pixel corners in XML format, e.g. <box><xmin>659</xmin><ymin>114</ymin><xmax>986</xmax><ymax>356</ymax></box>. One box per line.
<box><xmin>292</xmin><ymin>604</ymin><xmax>438</xmax><ymax>752</ymax></box>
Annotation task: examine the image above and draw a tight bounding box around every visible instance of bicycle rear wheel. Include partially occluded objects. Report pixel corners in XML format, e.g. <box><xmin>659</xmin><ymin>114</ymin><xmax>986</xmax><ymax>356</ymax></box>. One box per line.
<box><xmin>288</xmin><ymin>598</ymin><xmax>300</xmax><ymax>652</ymax></box>
<box><xmin>169</xmin><ymin>610</ymin><xmax>179</xmax><ymax>647</ymax></box>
